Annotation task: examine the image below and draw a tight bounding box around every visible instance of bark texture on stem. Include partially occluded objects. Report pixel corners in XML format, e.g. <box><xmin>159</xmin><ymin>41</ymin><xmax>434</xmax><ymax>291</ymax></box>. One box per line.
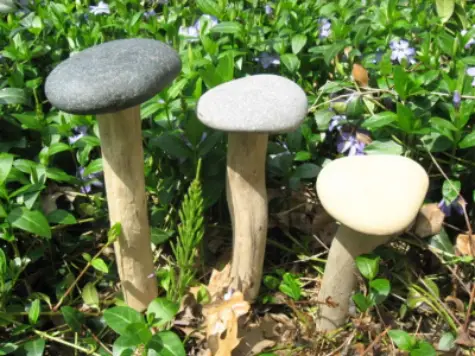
<box><xmin>316</xmin><ymin>225</ymin><xmax>391</xmax><ymax>331</ymax></box>
<box><xmin>226</xmin><ymin>132</ymin><xmax>269</xmax><ymax>301</ymax></box>
<box><xmin>97</xmin><ymin>106</ymin><xmax>157</xmax><ymax>311</ymax></box>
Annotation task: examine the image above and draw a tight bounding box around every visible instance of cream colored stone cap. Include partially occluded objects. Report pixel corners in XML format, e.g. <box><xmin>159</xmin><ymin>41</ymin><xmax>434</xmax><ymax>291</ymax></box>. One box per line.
<box><xmin>316</xmin><ymin>154</ymin><xmax>429</xmax><ymax>236</ymax></box>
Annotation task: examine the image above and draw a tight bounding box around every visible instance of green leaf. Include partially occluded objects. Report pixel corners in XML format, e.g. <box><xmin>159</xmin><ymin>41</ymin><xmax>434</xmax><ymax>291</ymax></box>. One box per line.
<box><xmin>352</xmin><ymin>292</ymin><xmax>371</xmax><ymax>312</ymax></box>
<box><xmin>436</xmin><ymin>0</ymin><xmax>454</xmax><ymax>23</ymax></box>
<box><xmin>279</xmin><ymin>273</ymin><xmax>301</xmax><ymax>300</ymax></box>
<box><xmin>291</xmin><ymin>34</ymin><xmax>307</xmax><ymax>54</ymax></box>
<box><xmin>23</xmin><ymin>339</ymin><xmax>45</xmax><ymax>356</ymax></box>
<box><xmin>125</xmin><ymin>322</ymin><xmax>153</xmax><ymax>344</ymax></box>
<box><xmin>388</xmin><ymin>330</ymin><xmax>416</xmax><ymax>351</ymax></box>
<box><xmin>280</xmin><ymin>54</ymin><xmax>300</xmax><ymax>73</ymax></box>
<box><xmin>196</xmin><ymin>0</ymin><xmax>221</xmax><ymax>17</ymax></box>
<box><xmin>396</xmin><ymin>103</ymin><xmax>414</xmax><ymax>132</ymax></box>
<box><xmin>0</xmin><ymin>153</ymin><xmax>14</xmax><ymax>185</ymax></box>
<box><xmin>442</xmin><ymin>179</ymin><xmax>460</xmax><ymax>203</ymax></box>
<box><xmin>12</xmin><ymin>113</ymin><xmax>43</xmax><ymax>131</ymax></box>
<box><xmin>47</xmin><ymin>210</ymin><xmax>77</xmax><ymax>225</ymax></box>
<box><xmin>60</xmin><ymin>306</ymin><xmax>84</xmax><ymax>332</ymax></box>
<box><xmin>438</xmin><ymin>332</ymin><xmax>455</xmax><ymax>351</ymax></box>
<box><xmin>108</xmin><ymin>222</ymin><xmax>122</xmax><ymax>244</ymax></box>
<box><xmin>323</xmin><ymin>42</ymin><xmax>347</xmax><ymax>65</ymax></box>
<box><xmin>47</xmin><ymin>142</ymin><xmax>70</xmax><ymax>156</ymax></box>
<box><xmin>210</xmin><ymin>22</ymin><xmax>243</xmax><ymax>36</ymax></box>
<box><xmin>103</xmin><ymin>306</ymin><xmax>144</xmax><ymax>335</ymax></box>
<box><xmin>429</xmin><ymin>228</ymin><xmax>455</xmax><ymax>254</ymax></box>
<box><xmin>355</xmin><ymin>254</ymin><xmax>380</xmax><ymax>280</ymax></box>
<box><xmin>7</xmin><ymin>208</ymin><xmax>51</xmax><ymax>239</ymax></box>
<box><xmin>0</xmin><ymin>343</ymin><xmax>17</xmax><ymax>355</ymax></box>
<box><xmin>146</xmin><ymin>298</ymin><xmax>179</xmax><ymax>327</ymax></box>
<box><xmin>151</xmin><ymin>228</ymin><xmax>174</xmax><ymax>245</ymax></box>
<box><xmin>0</xmin><ymin>248</ymin><xmax>6</xmax><ymax>277</ymax></box>
<box><xmin>362</xmin><ymin>112</ymin><xmax>397</xmax><ymax>129</ymax></box>
<box><xmin>294</xmin><ymin>151</ymin><xmax>311</xmax><ymax>161</ymax></box>
<box><xmin>422</xmin><ymin>277</ymin><xmax>440</xmax><ymax>298</ymax></box>
<box><xmin>0</xmin><ymin>201</ymin><xmax>6</xmax><ymax>218</ymax></box>
<box><xmin>152</xmin><ymin>133</ymin><xmax>193</xmax><ymax>159</ymax></box>
<box><xmin>147</xmin><ymin>331</ymin><xmax>186</xmax><ymax>356</ymax></box>
<box><xmin>28</xmin><ymin>299</ymin><xmax>40</xmax><ymax>325</ymax></box>
<box><xmin>292</xmin><ymin>163</ymin><xmax>321</xmax><ymax>179</ymax></box>
<box><xmin>0</xmin><ymin>88</ymin><xmax>27</xmax><ymax>105</ymax></box>
<box><xmin>112</xmin><ymin>335</ymin><xmax>136</xmax><ymax>356</ymax></box>
<box><xmin>365</xmin><ymin>139</ymin><xmax>403</xmax><ymax>155</ymax></box>
<box><xmin>216</xmin><ymin>51</ymin><xmax>234</xmax><ymax>83</ymax></box>
<box><xmin>458</xmin><ymin>130</ymin><xmax>475</xmax><ymax>149</ymax></box>
<box><xmin>83</xmin><ymin>158</ymin><xmax>103</xmax><ymax>176</ymax></box>
<box><xmin>411</xmin><ymin>341</ymin><xmax>437</xmax><ymax>356</ymax></box>
<box><xmin>91</xmin><ymin>258</ymin><xmax>109</xmax><ymax>274</ymax></box>
<box><xmin>393</xmin><ymin>66</ymin><xmax>408</xmax><ymax>100</ymax></box>
<box><xmin>82</xmin><ymin>282</ymin><xmax>99</xmax><ymax>308</ymax></box>
<box><xmin>369</xmin><ymin>278</ymin><xmax>391</xmax><ymax>305</ymax></box>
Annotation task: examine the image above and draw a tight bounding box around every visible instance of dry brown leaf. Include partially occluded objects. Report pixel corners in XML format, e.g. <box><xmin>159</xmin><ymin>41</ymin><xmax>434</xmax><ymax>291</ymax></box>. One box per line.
<box><xmin>208</xmin><ymin>263</ymin><xmax>232</xmax><ymax>299</ymax></box>
<box><xmin>413</xmin><ymin>203</ymin><xmax>445</xmax><ymax>238</ymax></box>
<box><xmin>455</xmin><ymin>328</ymin><xmax>475</xmax><ymax>347</ymax></box>
<box><xmin>456</xmin><ymin>234</ymin><xmax>475</xmax><ymax>256</ymax></box>
<box><xmin>352</xmin><ymin>63</ymin><xmax>369</xmax><ymax>87</ymax></box>
<box><xmin>215</xmin><ymin>311</ymin><xmax>240</xmax><ymax>356</ymax></box>
<box><xmin>203</xmin><ymin>291</ymin><xmax>250</xmax><ymax>355</ymax></box>
<box><xmin>445</xmin><ymin>296</ymin><xmax>465</xmax><ymax>313</ymax></box>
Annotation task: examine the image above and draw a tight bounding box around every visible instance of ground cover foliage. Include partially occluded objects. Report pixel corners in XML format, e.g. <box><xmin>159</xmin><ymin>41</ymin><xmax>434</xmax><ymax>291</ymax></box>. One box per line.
<box><xmin>0</xmin><ymin>0</ymin><xmax>475</xmax><ymax>354</ymax></box>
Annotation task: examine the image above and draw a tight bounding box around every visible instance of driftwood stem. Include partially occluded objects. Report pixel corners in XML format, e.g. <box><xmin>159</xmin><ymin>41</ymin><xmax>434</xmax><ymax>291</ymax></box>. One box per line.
<box><xmin>226</xmin><ymin>132</ymin><xmax>268</xmax><ymax>301</ymax></box>
<box><xmin>97</xmin><ymin>106</ymin><xmax>157</xmax><ymax>311</ymax></box>
<box><xmin>316</xmin><ymin>225</ymin><xmax>391</xmax><ymax>331</ymax></box>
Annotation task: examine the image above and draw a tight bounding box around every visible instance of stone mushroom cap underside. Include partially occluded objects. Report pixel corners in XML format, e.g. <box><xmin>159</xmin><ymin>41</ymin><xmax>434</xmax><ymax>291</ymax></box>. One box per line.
<box><xmin>316</xmin><ymin>155</ymin><xmax>429</xmax><ymax>236</ymax></box>
<box><xmin>45</xmin><ymin>38</ymin><xmax>182</xmax><ymax>115</ymax></box>
<box><xmin>196</xmin><ymin>74</ymin><xmax>308</xmax><ymax>133</ymax></box>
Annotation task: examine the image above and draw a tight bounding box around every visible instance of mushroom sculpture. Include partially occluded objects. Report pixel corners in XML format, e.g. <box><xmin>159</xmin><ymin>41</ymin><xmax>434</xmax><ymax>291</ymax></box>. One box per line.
<box><xmin>45</xmin><ymin>38</ymin><xmax>182</xmax><ymax>311</ymax></box>
<box><xmin>315</xmin><ymin>154</ymin><xmax>429</xmax><ymax>331</ymax></box>
<box><xmin>196</xmin><ymin>74</ymin><xmax>308</xmax><ymax>301</ymax></box>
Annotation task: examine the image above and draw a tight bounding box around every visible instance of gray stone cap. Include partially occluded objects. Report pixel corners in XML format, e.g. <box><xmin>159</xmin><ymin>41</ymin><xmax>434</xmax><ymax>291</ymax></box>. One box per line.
<box><xmin>45</xmin><ymin>38</ymin><xmax>182</xmax><ymax>115</ymax></box>
<box><xmin>196</xmin><ymin>74</ymin><xmax>308</xmax><ymax>133</ymax></box>
<box><xmin>316</xmin><ymin>155</ymin><xmax>429</xmax><ymax>236</ymax></box>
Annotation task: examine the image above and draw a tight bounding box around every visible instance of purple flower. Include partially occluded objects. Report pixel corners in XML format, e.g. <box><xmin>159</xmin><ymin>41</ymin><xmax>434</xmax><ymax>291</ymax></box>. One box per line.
<box><xmin>255</xmin><ymin>52</ymin><xmax>280</xmax><ymax>69</ymax></box>
<box><xmin>77</xmin><ymin>167</ymin><xmax>103</xmax><ymax>194</ymax></box>
<box><xmin>461</xmin><ymin>28</ymin><xmax>475</xmax><ymax>49</ymax></box>
<box><xmin>453</xmin><ymin>91</ymin><xmax>461</xmax><ymax>109</ymax></box>
<box><xmin>89</xmin><ymin>1</ymin><xmax>110</xmax><ymax>15</ymax></box>
<box><xmin>178</xmin><ymin>14</ymin><xmax>218</xmax><ymax>41</ymax></box>
<box><xmin>329</xmin><ymin>115</ymin><xmax>346</xmax><ymax>132</ymax></box>
<box><xmin>144</xmin><ymin>9</ymin><xmax>156</xmax><ymax>18</ymax></box>
<box><xmin>68</xmin><ymin>126</ymin><xmax>88</xmax><ymax>145</ymax></box>
<box><xmin>264</xmin><ymin>4</ymin><xmax>273</xmax><ymax>15</ymax></box>
<box><xmin>389</xmin><ymin>39</ymin><xmax>416</xmax><ymax>64</ymax></box>
<box><xmin>336</xmin><ymin>131</ymin><xmax>366</xmax><ymax>156</ymax></box>
<box><xmin>318</xmin><ymin>18</ymin><xmax>331</xmax><ymax>39</ymax></box>
<box><xmin>438</xmin><ymin>197</ymin><xmax>464</xmax><ymax>216</ymax></box>
<box><xmin>466</xmin><ymin>67</ymin><xmax>475</xmax><ymax>86</ymax></box>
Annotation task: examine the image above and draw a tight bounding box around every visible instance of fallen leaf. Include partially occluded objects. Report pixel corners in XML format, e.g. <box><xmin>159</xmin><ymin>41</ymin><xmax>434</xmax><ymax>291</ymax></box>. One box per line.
<box><xmin>353</xmin><ymin>343</ymin><xmax>366</xmax><ymax>355</ymax></box>
<box><xmin>456</xmin><ymin>234</ymin><xmax>475</xmax><ymax>256</ymax></box>
<box><xmin>455</xmin><ymin>328</ymin><xmax>475</xmax><ymax>347</ymax></box>
<box><xmin>445</xmin><ymin>296</ymin><xmax>465</xmax><ymax>313</ymax></box>
<box><xmin>215</xmin><ymin>311</ymin><xmax>240</xmax><ymax>356</ymax></box>
<box><xmin>352</xmin><ymin>63</ymin><xmax>369</xmax><ymax>87</ymax></box>
<box><xmin>208</xmin><ymin>263</ymin><xmax>232</xmax><ymax>299</ymax></box>
<box><xmin>413</xmin><ymin>203</ymin><xmax>445</xmax><ymax>238</ymax></box>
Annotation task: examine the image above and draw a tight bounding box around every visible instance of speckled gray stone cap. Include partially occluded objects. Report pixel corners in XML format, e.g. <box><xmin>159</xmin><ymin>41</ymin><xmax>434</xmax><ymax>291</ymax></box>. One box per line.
<box><xmin>196</xmin><ymin>74</ymin><xmax>308</xmax><ymax>133</ymax></box>
<box><xmin>45</xmin><ymin>38</ymin><xmax>182</xmax><ymax>115</ymax></box>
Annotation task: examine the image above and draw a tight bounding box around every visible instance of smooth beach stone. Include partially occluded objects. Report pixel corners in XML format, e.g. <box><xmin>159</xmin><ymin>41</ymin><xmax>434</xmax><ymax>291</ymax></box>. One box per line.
<box><xmin>196</xmin><ymin>74</ymin><xmax>308</xmax><ymax>133</ymax></box>
<box><xmin>45</xmin><ymin>38</ymin><xmax>181</xmax><ymax>115</ymax></box>
<box><xmin>316</xmin><ymin>155</ymin><xmax>429</xmax><ymax>236</ymax></box>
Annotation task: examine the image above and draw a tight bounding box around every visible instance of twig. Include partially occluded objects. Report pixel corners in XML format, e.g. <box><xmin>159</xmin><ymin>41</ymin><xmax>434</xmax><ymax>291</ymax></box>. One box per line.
<box><xmin>463</xmin><ymin>282</ymin><xmax>475</xmax><ymax>333</ymax></box>
<box><xmin>360</xmin><ymin>326</ymin><xmax>392</xmax><ymax>356</ymax></box>
<box><xmin>53</xmin><ymin>238</ymin><xmax>115</xmax><ymax>311</ymax></box>
<box><xmin>33</xmin><ymin>329</ymin><xmax>101</xmax><ymax>355</ymax></box>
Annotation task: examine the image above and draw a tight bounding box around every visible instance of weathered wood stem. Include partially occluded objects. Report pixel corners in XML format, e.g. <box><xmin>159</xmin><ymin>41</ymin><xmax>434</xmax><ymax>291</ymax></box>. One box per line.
<box><xmin>316</xmin><ymin>225</ymin><xmax>391</xmax><ymax>331</ymax></box>
<box><xmin>97</xmin><ymin>106</ymin><xmax>157</xmax><ymax>311</ymax></box>
<box><xmin>226</xmin><ymin>132</ymin><xmax>269</xmax><ymax>301</ymax></box>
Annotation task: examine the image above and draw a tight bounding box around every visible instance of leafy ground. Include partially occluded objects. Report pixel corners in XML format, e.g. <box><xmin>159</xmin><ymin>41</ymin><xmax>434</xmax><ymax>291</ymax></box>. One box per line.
<box><xmin>1</xmin><ymin>0</ymin><xmax>475</xmax><ymax>355</ymax></box>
